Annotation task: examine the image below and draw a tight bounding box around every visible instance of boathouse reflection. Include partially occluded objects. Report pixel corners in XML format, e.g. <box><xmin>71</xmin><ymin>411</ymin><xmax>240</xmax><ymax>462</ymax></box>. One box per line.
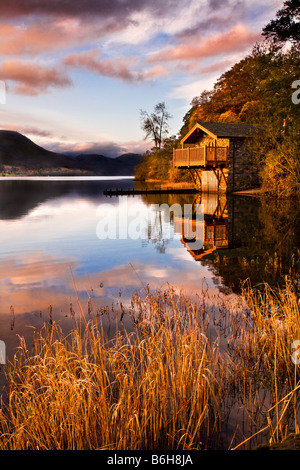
<box><xmin>140</xmin><ymin>191</ymin><xmax>231</xmax><ymax>261</ymax></box>
<box><xmin>173</xmin><ymin>193</ymin><xmax>229</xmax><ymax>261</ymax></box>
<box><xmin>144</xmin><ymin>192</ymin><xmax>299</xmax><ymax>294</ymax></box>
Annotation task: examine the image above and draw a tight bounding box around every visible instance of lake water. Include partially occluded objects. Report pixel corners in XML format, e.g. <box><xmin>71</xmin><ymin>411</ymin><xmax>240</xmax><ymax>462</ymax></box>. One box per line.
<box><xmin>0</xmin><ymin>176</ymin><xmax>299</xmax><ymax>448</ymax></box>
<box><xmin>0</xmin><ymin>177</ymin><xmax>299</xmax><ymax>362</ymax></box>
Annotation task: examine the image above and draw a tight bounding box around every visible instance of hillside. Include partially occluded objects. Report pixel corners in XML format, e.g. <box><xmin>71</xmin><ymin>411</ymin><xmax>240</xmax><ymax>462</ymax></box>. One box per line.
<box><xmin>0</xmin><ymin>130</ymin><xmax>142</xmax><ymax>176</ymax></box>
<box><xmin>0</xmin><ymin>130</ymin><xmax>86</xmax><ymax>174</ymax></box>
<box><xmin>73</xmin><ymin>153</ymin><xmax>142</xmax><ymax>176</ymax></box>
<box><xmin>115</xmin><ymin>153</ymin><xmax>142</xmax><ymax>168</ymax></box>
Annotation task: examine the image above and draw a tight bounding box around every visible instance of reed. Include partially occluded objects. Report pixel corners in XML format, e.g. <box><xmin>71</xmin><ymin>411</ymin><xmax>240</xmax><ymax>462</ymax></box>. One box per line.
<box><xmin>0</xmin><ymin>278</ymin><xmax>299</xmax><ymax>450</ymax></box>
<box><xmin>0</xmin><ymin>287</ymin><xmax>226</xmax><ymax>450</ymax></box>
<box><xmin>227</xmin><ymin>278</ymin><xmax>300</xmax><ymax>448</ymax></box>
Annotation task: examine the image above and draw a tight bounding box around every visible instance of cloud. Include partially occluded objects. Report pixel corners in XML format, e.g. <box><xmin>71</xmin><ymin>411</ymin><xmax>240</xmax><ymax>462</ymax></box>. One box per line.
<box><xmin>0</xmin><ymin>18</ymin><xmax>128</xmax><ymax>57</ymax></box>
<box><xmin>46</xmin><ymin>138</ymin><xmax>151</xmax><ymax>157</ymax></box>
<box><xmin>0</xmin><ymin>0</ymin><xmax>282</xmax><ymax>148</ymax></box>
<box><xmin>64</xmin><ymin>49</ymin><xmax>139</xmax><ymax>82</ymax></box>
<box><xmin>174</xmin><ymin>0</ymin><xmax>246</xmax><ymax>39</ymax></box>
<box><xmin>0</xmin><ymin>60</ymin><xmax>72</xmax><ymax>95</ymax></box>
<box><xmin>0</xmin><ymin>0</ymin><xmax>224</xmax><ymax>53</ymax></box>
<box><xmin>20</xmin><ymin>126</ymin><xmax>54</xmax><ymax>138</ymax></box>
<box><xmin>64</xmin><ymin>49</ymin><xmax>167</xmax><ymax>83</ymax></box>
<box><xmin>168</xmin><ymin>77</ymin><xmax>220</xmax><ymax>103</ymax></box>
<box><xmin>57</xmin><ymin>140</ymin><xmax>128</xmax><ymax>157</ymax></box>
<box><xmin>147</xmin><ymin>23</ymin><xmax>261</xmax><ymax>64</ymax></box>
<box><xmin>0</xmin><ymin>123</ymin><xmax>53</xmax><ymax>138</ymax></box>
<box><xmin>142</xmin><ymin>65</ymin><xmax>167</xmax><ymax>80</ymax></box>
<box><xmin>0</xmin><ymin>22</ymin><xmax>70</xmax><ymax>56</ymax></box>
<box><xmin>0</xmin><ymin>0</ymin><xmax>177</xmax><ymax>19</ymax></box>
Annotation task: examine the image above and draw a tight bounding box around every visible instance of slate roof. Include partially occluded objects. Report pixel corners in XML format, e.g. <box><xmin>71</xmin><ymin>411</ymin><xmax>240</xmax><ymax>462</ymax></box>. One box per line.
<box><xmin>181</xmin><ymin>121</ymin><xmax>260</xmax><ymax>144</ymax></box>
<box><xmin>197</xmin><ymin>122</ymin><xmax>257</xmax><ymax>138</ymax></box>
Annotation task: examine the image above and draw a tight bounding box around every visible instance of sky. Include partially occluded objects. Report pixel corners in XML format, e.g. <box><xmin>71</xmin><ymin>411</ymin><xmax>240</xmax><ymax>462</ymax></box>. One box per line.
<box><xmin>0</xmin><ymin>0</ymin><xmax>283</xmax><ymax>157</ymax></box>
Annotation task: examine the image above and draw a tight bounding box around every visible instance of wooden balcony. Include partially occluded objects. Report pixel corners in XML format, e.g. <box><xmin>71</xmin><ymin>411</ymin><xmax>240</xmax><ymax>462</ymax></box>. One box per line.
<box><xmin>173</xmin><ymin>146</ymin><xmax>228</xmax><ymax>168</ymax></box>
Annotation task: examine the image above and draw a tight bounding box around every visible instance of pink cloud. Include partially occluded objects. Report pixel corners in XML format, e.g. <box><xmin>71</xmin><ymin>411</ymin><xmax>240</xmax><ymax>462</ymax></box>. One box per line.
<box><xmin>0</xmin><ymin>123</ymin><xmax>53</xmax><ymax>138</ymax></box>
<box><xmin>64</xmin><ymin>49</ymin><xmax>167</xmax><ymax>83</ymax></box>
<box><xmin>0</xmin><ymin>19</ymin><xmax>126</xmax><ymax>56</ymax></box>
<box><xmin>0</xmin><ymin>23</ymin><xmax>66</xmax><ymax>56</ymax></box>
<box><xmin>64</xmin><ymin>49</ymin><xmax>138</xmax><ymax>82</ymax></box>
<box><xmin>142</xmin><ymin>65</ymin><xmax>167</xmax><ymax>80</ymax></box>
<box><xmin>147</xmin><ymin>23</ymin><xmax>262</xmax><ymax>63</ymax></box>
<box><xmin>0</xmin><ymin>60</ymin><xmax>72</xmax><ymax>95</ymax></box>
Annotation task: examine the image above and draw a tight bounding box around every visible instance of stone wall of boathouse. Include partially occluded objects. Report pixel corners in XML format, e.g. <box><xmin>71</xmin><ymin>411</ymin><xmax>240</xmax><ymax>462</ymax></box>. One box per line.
<box><xmin>226</xmin><ymin>139</ymin><xmax>260</xmax><ymax>192</ymax></box>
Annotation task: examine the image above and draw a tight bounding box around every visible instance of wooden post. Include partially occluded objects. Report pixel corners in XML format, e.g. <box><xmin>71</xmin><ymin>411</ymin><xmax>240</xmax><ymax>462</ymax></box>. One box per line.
<box><xmin>212</xmin><ymin>168</ymin><xmax>220</xmax><ymax>191</ymax></box>
<box><xmin>219</xmin><ymin>200</ymin><xmax>227</xmax><ymax>218</ymax></box>
<box><xmin>219</xmin><ymin>168</ymin><xmax>227</xmax><ymax>188</ymax></box>
<box><xmin>194</xmin><ymin>169</ymin><xmax>202</xmax><ymax>191</ymax></box>
<box><xmin>204</xmin><ymin>145</ymin><xmax>207</xmax><ymax>166</ymax></box>
<box><xmin>188</xmin><ymin>168</ymin><xmax>196</xmax><ymax>184</ymax></box>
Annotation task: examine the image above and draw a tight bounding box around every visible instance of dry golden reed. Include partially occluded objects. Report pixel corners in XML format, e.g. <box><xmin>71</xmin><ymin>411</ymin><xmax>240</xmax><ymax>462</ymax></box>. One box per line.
<box><xmin>0</xmin><ymin>279</ymin><xmax>299</xmax><ymax>450</ymax></box>
<box><xmin>0</xmin><ymin>287</ymin><xmax>225</xmax><ymax>450</ymax></box>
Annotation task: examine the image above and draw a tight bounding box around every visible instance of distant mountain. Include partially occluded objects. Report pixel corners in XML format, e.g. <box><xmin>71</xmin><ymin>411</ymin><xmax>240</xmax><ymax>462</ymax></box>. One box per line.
<box><xmin>115</xmin><ymin>153</ymin><xmax>143</xmax><ymax>167</ymax></box>
<box><xmin>73</xmin><ymin>153</ymin><xmax>142</xmax><ymax>175</ymax></box>
<box><xmin>0</xmin><ymin>130</ymin><xmax>85</xmax><ymax>174</ymax></box>
<box><xmin>0</xmin><ymin>130</ymin><xmax>142</xmax><ymax>176</ymax></box>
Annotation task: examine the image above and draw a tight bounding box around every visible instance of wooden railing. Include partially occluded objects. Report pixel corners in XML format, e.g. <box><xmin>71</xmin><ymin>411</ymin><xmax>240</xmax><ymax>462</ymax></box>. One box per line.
<box><xmin>173</xmin><ymin>146</ymin><xmax>228</xmax><ymax>168</ymax></box>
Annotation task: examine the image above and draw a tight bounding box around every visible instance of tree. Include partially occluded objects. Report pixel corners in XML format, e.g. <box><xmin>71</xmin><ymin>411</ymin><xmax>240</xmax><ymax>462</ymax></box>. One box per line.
<box><xmin>190</xmin><ymin>90</ymin><xmax>213</xmax><ymax>107</ymax></box>
<box><xmin>140</xmin><ymin>102</ymin><xmax>172</xmax><ymax>149</ymax></box>
<box><xmin>262</xmin><ymin>0</ymin><xmax>300</xmax><ymax>48</ymax></box>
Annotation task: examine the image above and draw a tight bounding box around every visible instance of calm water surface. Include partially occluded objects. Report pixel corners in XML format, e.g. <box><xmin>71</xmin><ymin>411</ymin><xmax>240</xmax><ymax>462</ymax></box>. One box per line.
<box><xmin>0</xmin><ymin>177</ymin><xmax>299</xmax><ymax>361</ymax></box>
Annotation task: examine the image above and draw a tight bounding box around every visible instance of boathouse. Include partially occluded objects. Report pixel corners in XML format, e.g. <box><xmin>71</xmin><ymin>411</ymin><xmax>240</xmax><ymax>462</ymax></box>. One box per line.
<box><xmin>173</xmin><ymin>122</ymin><xmax>259</xmax><ymax>192</ymax></box>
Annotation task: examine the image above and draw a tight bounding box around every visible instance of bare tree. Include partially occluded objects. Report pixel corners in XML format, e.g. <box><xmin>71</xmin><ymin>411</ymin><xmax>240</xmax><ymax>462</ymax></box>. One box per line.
<box><xmin>140</xmin><ymin>102</ymin><xmax>172</xmax><ymax>149</ymax></box>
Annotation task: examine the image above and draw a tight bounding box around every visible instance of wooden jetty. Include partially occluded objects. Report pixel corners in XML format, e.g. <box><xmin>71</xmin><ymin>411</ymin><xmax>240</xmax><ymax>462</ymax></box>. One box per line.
<box><xmin>104</xmin><ymin>188</ymin><xmax>198</xmax><ymax>196</ymax></box>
